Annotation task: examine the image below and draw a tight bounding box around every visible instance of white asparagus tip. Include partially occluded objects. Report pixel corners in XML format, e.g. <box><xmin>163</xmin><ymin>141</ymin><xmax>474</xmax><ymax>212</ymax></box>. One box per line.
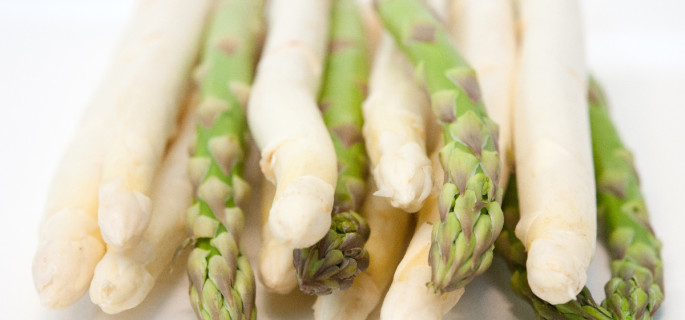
<box><xmin>259</xmin><ymin>236</ymin><xmax>298</xmax><ymax>294</ymax></box>
<box><xmin>97</xmin><ymin>179</ymin><xmax>152</xmax><ymax>248</ymax></box>
<box><xmin>89</xmin><ymin>253</ymin><xmax>154</xmax><ymax>314</ymax></box>
<box><xmin>313</xmin><ymin>272</ymin><xmax>380</xmax><ymax>320</ymax></box>
<box><xmin>269</xmin><ymin>175</ymin><xmax>333</xmax><ymax>249</ymax></box>
<box><xmin>526</xmin><ymin>236</ymin><xmax>588</xmax><ymax>304</ymax></box>
<box><xmin>373</xmin><ymin>142</ymin><xmax>432</xmax><ymax>212</ymax></box>
<box><xmin>33</xmin><ymin>209</ymin><xmax>105</xmax><ymax>309</ymax></box>
<box><xmin>380</xmin><ymin>224</ymin><xmax>463</xmax><ymax>320</ymax></box>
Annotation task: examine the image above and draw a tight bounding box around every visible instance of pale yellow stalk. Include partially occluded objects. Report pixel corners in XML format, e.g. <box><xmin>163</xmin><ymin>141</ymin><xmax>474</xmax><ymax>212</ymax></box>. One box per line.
<box><xmin>514</xmin><ymin>0</ymin><xmax>595</xmax><ymax>305</ymax></box>
<box><xmin>97</xmin><ymin>0</ymin><xmax>212</xmax><ymax>249</ymax></box>
<box><xmin>247</xmin><ymin>0</ymin><xmax>336</xmax><ymax>249</ymax></box>
<box><xmin>362</xmin><ymin>34</ymin><xmax>432</xmax><ymax>213</ymax></box>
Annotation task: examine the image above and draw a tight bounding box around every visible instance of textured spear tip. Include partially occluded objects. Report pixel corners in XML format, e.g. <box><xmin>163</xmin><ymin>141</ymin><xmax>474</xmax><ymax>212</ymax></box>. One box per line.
<box><xmin>293</xmin><ymin>211</ymin><xmax>370</xmax><ymax>295</ymax></box>
<box><xmin>33</xmin><ymin>208</ymin><xmax>105</xmax><ymax>309</ymax></box>
<box><xmin>269</xmin><ymin>175</ymin><xmax>334</xmax><ymax>249</ymax></box>
<box><xmin>97</xmin><ymin>179</ymin><xmax>152</xmax><ymax>248</ymax></box>
<box><xmin>373</xmin><ymin>141</ymin><xmax>433</xmax><ymax>212</ymax></box>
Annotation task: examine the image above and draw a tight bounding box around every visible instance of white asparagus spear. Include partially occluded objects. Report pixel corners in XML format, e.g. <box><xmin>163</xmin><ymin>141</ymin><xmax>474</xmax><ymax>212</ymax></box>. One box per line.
<box><xmin>88</xmin><ymin>91</ymin><xmax>198</xmax><ymax>314</ymax></box>
<box><xmin>248</xmin><ymin>0</ymin><xmax>336</xmax><ymax>249</ymax></box>
<box><xmin>312</xmin><ymin>180</ymin><xmax>411</xmax><ymax>320</ymax></box>
<box><xmin>362</xmin><ymin>34</ymin><xmax>432</xmax><ymax>213</ymax></box>
<box><xmin>258</xmin><ymin>177</ymin><xmax>298</xmax><ymax>294</ymax></box>
<box><xmin>514</xmin><ymin>0</ymin><xmax>595</xmax><ymax>305</ymax></box>
<box><xmin>33</xmin><ymin>115</ymin><xmax>109</xmax><ymax>308</ymax></box>
<box><xmin>97</xmin><ymin>0</ymin><xmax>212</xmax><ymax>249</ymax></box>
<box><xmin>380</xmin><ymin>147</ymin><xmax>463</xmax><ymax>320</ymax></box>
<box><xmin>450</xmin><ymin>0</ymin><xmax>517</xmax><ymax>196</ymax></box>
<box><xmin>32</xmin><ymin>0</ymin><xmax>210</xmax><ymax>308</ymax></box>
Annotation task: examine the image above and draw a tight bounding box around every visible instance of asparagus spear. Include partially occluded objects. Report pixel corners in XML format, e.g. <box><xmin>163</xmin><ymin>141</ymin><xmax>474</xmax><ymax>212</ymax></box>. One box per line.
<box><xmin>363</xmin><ymin>34</ymin><xmax>433</xmax><ymax>213</ymax></box>
<box><xmin>90</xmin><ymin>91</ymin><xmax>198</xmax><ymax>314</ymax></box>
<box><xmin>248</xmin><ymin>0</ymin><xmax>336</xmax><ymax>250</ymax></box>
<box><xmin>97</xmin><ymin>0</ymin><xmax>211</xmax><ymax>249</ymax></box>
<box><xmin>376</xmin><ymin>0</ymin><xmax>503</xmax><ymax>293</ymax></box>
<box><xmin>293</xmin><ymin>0</ymin><xmax>371</xmax><ymax>296</ymax></box>
<box><xmin>588</xmin><ymin>80</ymin><xmax>664</xmax><ymax>319</ymax></box>
<box><xmin>186</xmin><ymin>1</ymin><xmax>262</xmax><ymax>319</ymax></box>
<box><xmin>495</xmin><ymin>177</ymin><xmax>614</xmax><ymax>320</ymax></box>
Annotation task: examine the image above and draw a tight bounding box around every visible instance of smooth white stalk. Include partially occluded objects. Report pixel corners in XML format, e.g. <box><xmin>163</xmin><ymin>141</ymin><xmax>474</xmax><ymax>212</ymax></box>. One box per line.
<box><xmin>450</xmin><ymin>0</ymin><xmax>517</xmax><ymax>195</ymax></box>
<box><xmin>313</xmin><ymin>180</ymin><xmax>411</xmax><ymax>320</ymax></box>
<box><xmin>514</xmin><ymin>0</ymin><xmax>595</xmax><ymax>305</ymax></box>
<box><xmin>257</xmin><ymin>178</ymin><xmax>298</xmax><ymax>294</ymax></box>
<box><xmin>380</xmin><ymin>147</ymin><xmax>463</xmax><ymax>320</ymax></box>
<box><xmin>97</xmin><ymin>0</ymin><xmax>211</xmax><ymax>249</ymax></box>
<box><xmin>89</xmin><ymin>93</ymin><xmax>197</xmax><ymax>314</ymax></box>
<box><xmin>363</xmin><ymin>34</ymin><xmax>432</xmax><ymax>213</ymax></box>
<box><xmin>248</xmin><ymin>0</ymin><xmax>336</xmax><ymax>249</ymax></box>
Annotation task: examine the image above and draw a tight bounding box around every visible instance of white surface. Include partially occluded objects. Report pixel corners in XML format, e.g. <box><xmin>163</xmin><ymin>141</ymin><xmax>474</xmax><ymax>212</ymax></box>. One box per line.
<box><xmin>0</xmin><ymin>0</ymin><xmax>683</xmax><ymax>319</ymax></box>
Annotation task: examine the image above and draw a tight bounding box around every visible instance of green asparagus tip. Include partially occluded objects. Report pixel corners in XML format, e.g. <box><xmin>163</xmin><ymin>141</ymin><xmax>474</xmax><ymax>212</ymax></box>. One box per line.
<box><xmin>293</xmin><ymin>211</ymin><xmax>370</xmax><ymax>295</ymax></box>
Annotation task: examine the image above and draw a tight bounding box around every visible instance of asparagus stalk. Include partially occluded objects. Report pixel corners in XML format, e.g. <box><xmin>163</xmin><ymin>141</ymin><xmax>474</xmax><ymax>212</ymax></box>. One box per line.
<box><xmin>90</xmin><ymin>91</ymin><xmax>198</xmax><ymax>314</ymax></box>
<box><xmin>248</xmin><ymin>0</ymin><xmax>336</xmax><ymax>250</ymax></box>
<box><xmin>588</xmin><ymin>80</ymin><xmax>664</xmax><ymax>319</ymax></box>
<box><xmin>293</xmin><ymin>0</ymin><xmax>371</xmax><ymax>296</ymax></box>
<box><xmin>513</xmin><ymin>0</ymin><xmax>596</xmax><ymax>304</ymax></box>
<box><xmin>362</xmin><ymin>34</ymin><xmax>433</xmax><ymax>213</ymax></box>
<box><xmin>495</xmin><ymin>177</ymin><xmax>614</xmax><ymax>320</ymax></box>
<box><xmin>376</xmin><ymin>0</ymin><xmax>504</xmax><ymax>293</ymax></box>
<box><xmin>186</xmin><ymin>1</ymin><xmax>262</xmax><ymax>319</ymax></box>
<box><xmin>97</xmin><ymin>0</ymin><xmax>211</xmax><ymax>249</ymax></box>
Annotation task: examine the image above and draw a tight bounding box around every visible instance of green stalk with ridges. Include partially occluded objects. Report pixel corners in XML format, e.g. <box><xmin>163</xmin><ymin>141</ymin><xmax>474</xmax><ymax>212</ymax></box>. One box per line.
<box><xmin>495</xmin><ymin>177</ymin><xmax>614</xmax><ymax>320</ymax></box>
<box><xmin>186</xmin><ymin>1</ymin><xmax>262</xmax><ymax>319</ymax></box>
<box><xmin>293</xmin><ymin>0</ymin><xmax>371</xmax><ymax>296</ymax></box>
<box><xmin>588</xmin><ymin>80</ymin><xmax>664</xmax><ymax>319</ymax></box>
<box><xmin>376</xmin><ymin>0</ymin><xmax>503</xmax><ymax>293</ymax></box>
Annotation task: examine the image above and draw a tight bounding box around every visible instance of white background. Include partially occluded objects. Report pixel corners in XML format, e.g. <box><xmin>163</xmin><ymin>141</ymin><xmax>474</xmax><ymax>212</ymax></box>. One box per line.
<box><xmin>0</xmin><ymin>0</ymin><xmax>683</xmax><ymax>319</ymax></box>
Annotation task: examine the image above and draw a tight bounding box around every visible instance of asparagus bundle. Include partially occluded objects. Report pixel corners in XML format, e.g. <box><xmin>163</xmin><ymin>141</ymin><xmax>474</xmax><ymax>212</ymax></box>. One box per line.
<box><xmin>293</xmin><ymin>0</ymin><xmax>371</xmax><ymax>296</ymax></box>
<box><xmin>185</xmin><ymin>1</ymin><xmax>262</xmax><ymax>319</ymax></box>
<box><xmin>588</xmin><ymin>80</ymin><xmax>664</xmax><ymax>319</ymax></box>
<box><xmin>32</xmin><ymin>0</ymin><xmax>212</xmax><ymax>309</ymax></box>
<box><xmin>247</xmin><ymin>0</ymin><xmax>336</xmax><ymax>250</ymax></box>
<box><xmin>376</xmin><ymin>0</ymin><xmax>504</xmax><ymax>293</ymax></box>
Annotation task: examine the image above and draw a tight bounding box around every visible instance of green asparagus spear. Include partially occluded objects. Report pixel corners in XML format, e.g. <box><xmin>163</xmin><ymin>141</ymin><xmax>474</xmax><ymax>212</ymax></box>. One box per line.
<box><xmin>292</xmin><ymin>0</ymin><xmax>371</xmax><ymax>296</ymax></box>
<box><xmin>376</xmin><ymin>0</ymin><xmax>503</xmax><ymax>293</ymax></box>
<box><xmin>186</xmin><ymin>1</ymin><xmax>262</xmax><ymax>319</ymax></box>
<box><xmin>495</xmin><ymin>177</ymin><xmax>614</xmax><ymax>320</ymax></box>
<box><xmin>588</xmin><ymin>80</ymin><xmax>664</xmax><ymax>319</ymax></box>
